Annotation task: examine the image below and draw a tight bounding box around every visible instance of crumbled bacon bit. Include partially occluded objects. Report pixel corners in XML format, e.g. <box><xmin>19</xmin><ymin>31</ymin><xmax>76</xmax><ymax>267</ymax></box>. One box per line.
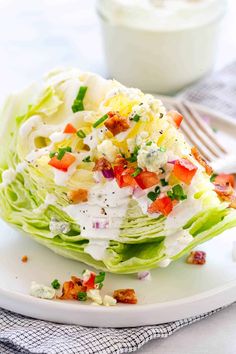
<box><xmin>93</xmin><ymin>157</ymin><xmax>112</xmax><ymax>172</ymax></box>
<box><xmin>113</xmin><ymin>289</ymin><xmax>137</xmax><ymax>304</ymax></box>
<box><xmin>214</xmin><ymin>183</ymin><xmax>234</xmax><ymax>200</ymax></box>
<box><xmin>186</xmin><ymin>251</ymin><xmax>206</xmax><ymax>265</ymax></box>
<box><xmin>21</xmin><ymin>255</ymin><xmax>28</xmax><ymax>263</ymax></box>
<box><xmin>59</xmin><ymin>276</ymin><xmax>86</xmax><ymax>300</ymax></box>
<box><xmin>214</xmin><ymin>174</ymin><xmax>235</xmax><ymax>188</ymax></box>
<box><xmin>68</xmin><ymin>188</ymin><xmax>88</xmax><ymax>204</ymax></box>
<box><xmin>114</xmin><ymin>154</ymin><xmax>128</xmax><ymax>166</ymax></box>
<box><xmin>104</xmin><ymin>111</ymin><xmax>130</xmax><ymax>136</ymax></box>
<box><xmin>229</xmin><ymin>194</ymin><xmax>236</xmax><ymax>209</ymax></box>
<box><xmin>191</xmin><ymin>147</ymin><xmax>213</xmax><ymax>175</ymax></box>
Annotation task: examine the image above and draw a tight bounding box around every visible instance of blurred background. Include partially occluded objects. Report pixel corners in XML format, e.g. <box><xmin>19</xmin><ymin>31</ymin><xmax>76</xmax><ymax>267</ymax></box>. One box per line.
<box><xmin>0</xmin><ymin>0</ymin><xmax>235</xmax><ymax>102</ymax></box>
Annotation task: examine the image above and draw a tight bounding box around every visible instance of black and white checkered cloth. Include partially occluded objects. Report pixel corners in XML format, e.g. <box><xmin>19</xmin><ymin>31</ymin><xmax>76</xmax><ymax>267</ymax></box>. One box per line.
<box><xmin>0</xmin><ymin>307</ymin><xmax>224</xmax><ymax>354</ymax></box>
<box><xmin>179</xmin><ymin>60</ymin><xmax>236</xmax><ymax>118</ymax></box>
<box><xmin>0</xmin><ymin>61</ymin><xmax>236</xmax><ymax>354</ymax></box>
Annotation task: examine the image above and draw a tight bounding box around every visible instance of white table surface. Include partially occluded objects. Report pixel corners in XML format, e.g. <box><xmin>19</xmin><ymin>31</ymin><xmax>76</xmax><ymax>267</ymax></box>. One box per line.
<box><xmin>0</xmin><ymin>0</ymin><xmax>236</xmax><ymax>353</ymax></box>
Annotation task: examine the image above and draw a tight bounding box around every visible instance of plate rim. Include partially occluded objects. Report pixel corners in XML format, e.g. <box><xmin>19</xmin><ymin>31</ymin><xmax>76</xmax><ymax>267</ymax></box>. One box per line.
<box><xmin>1</xmin><ymin>98</ymin><xmax>236</xmax><ymax>327</ymax></box>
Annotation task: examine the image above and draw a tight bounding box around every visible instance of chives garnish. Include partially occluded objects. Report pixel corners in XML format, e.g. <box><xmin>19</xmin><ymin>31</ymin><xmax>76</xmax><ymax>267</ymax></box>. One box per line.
<box><xmin>49</xmin><ymin>151</ymin><xmax>56</xmax><ymax>158</ymax></box>
<box><xmin>51</xmin><ymin>279</ymin><xmax>60</xmax><ymax>289</ymax></box>
<box><xmin>160</xmin><ymin>178</ymin><xmax>168</xmax><ymax>186</ymax></box>
<box><xmin>71</xmin><ymin>86</ymin><xmax>88</xmax><ymax>113</ymax></box>
<box><xmin>82</xmin><ymin>156</ymin><xmax>91</xmax><ymax>162</ymax></box>
<box><xmin>147</xmin><ymin>191</ymin><xmax>157</xmax><ymax>202</ymax></box>
<box><xmin>127</xmin><ymin>146</ymin><xmax>140</xmax><ymax>163</ymax></box>
<box><xmin>147</xmin><ymin>186</ymin><xmax>161</xmax><ymax>202</ymax></box>
<box><xmin>154</xmin><ymin>186</ymin><xmax>161</xmax><ymax>196</ymax></box>
<box><xmin>132</xmin><ymin>114</ymin><xmax>140</xmax><ymax>122</ymax></box>
<box><xmin>94</xmin><ymin>271</ymin><xmax>106</xmax><ymax>284</ymax></box>
<box><xmin>146</xmin><ymin>141</ymin><xmax>152</xmax><ymax>146</ymax></box>
<box><xmin>77</xmin><ymin>129</ymin><xmax>86</xmax><ymax>138</ymax></box>
<box><xmin>93</xmin><ymin>114</ymin><xmax>108</xmax><ymax>128</ymax></box>
<box><xmin>159</xmin><ymin>147</ymin><xmax>166</xmax><ymax>152</ymax></box>
<box><xmin>159</xmin><ymin>167</ymin><xmax>165</xmax><ymax>174</ymax></box>
<box><xmin>131</xmin><ymin>167</ymin><xmax>142</xmax><ymax>177</ymax></box>
<box><xmin>167</xmin><ymin>184</ymin><xmax>187</xmax><ymax>201</ymax></box>
<box><xmin>76</xmin><ymin>86</ymin><xmax>88</xmax><ymax>101</ymax></box>
<box><xmin>78</xmin><ymin>291</ymin><xmax>87</xmax><ymax>301</ymax></box>
<box><xmin>57</xmin><ymin>146</ymin><xmax>72</xmax><ymax>160</ymax></box>
<box><xmin>210</xmin><ymin>173</ymin><xmax>217</xmax><ymax>183</ymax></box>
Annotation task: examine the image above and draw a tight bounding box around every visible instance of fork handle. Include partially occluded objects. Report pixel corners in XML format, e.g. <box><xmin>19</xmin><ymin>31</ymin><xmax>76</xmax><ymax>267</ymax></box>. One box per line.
<box><xmin>211</xmin><ymin>154</ymin><xmax>236</xmax><ymax>174</ymax></box>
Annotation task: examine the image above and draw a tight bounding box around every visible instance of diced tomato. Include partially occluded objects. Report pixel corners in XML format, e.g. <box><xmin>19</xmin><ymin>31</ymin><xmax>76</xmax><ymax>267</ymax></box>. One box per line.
<box><xmin>48</xmin><ymin>153</ymin><xmax>76</xmax><ymax>172</ymax></box>
<box><xmin>214</xmin><ymin>174</ymin><xmax>235</xmax><ymax>188</ymax></box>
<box><xmin>134</xmin><ymin>171</ymin><xmax>159</xmax><ymax>190</ymax></box>
<box><xmin>63</xmin><ymin>123</ymin><xmax>77</xmax><ymax>134</ymax></box>
<box><xmin>167</xmin><ymin>110</ymin><xmax>183</xmax><ymax>128</ymax></box>
<box><xmin>114</xmin><ymin>165</ymin><xmax>137</xmax><ymax>188</ymax></box>
<box><xmin>82</xmin><ymin>272</ymin><xmax>96</xmax><ymax>290</ymax></box>
<box><xmin>148</xmin><ymin>196</ymin><xmax>173</xmax><ymax>216</ymax></box>
<box><xmin>173</xmin><ymin>159</ymin><xmax>198</xmax><ymax>185</ymax></box>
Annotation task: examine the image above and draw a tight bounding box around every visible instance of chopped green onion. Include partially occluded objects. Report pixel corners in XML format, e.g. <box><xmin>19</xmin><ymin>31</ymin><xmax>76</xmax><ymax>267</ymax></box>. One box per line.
<box><xmin>160</xmin><ymin>178</ymin><xmax>168</xmax><ymax>186</ymax></box>
<box><xmin>71</xmin><ymin>86</ymin><xmax>88</xmax><ymax>113</ymax></box>
<box><xmin>210</xmin><ymin>173</ymin><xmax>218</xmax><ymax>183</ymax></box>
<box><xmin>132</xmin><ymin>114</ymin><xmax>140</xmax><ymax>122</ymax></box>
<box><xmin>159</xmin><ymin>167</ymin><xmax>165</xmax><ymax>174</ymax></box>
<box><xmin>72</xmin><ymin>100</ymin><xmax>84</xmax><ymax>113</ymax></box>
<box><xmin>147</xmin><ymin>191</ymin><xmax>157</xmax><ymax>202</ymax></box>
<box><xmin>76</xmin><ymin>86</ymin><xmax>88</xmax><ymax>101</ymax></box>
<box><xmin>167</xmin><ymin>184</ymin><xmax>187</xmax><ymax>201</ymax></box>
<box><xmin>57</xmin><ymin>146</ymin><xmax>72</xmax><ymax>160</ymax></box>
<box><xmin>154</xmin><ymin>186</ymin><xmax>161</xmax><ymax>196</ymax></box>
<box><xmin>167</xmin><ymin>190</ymin><xmax>174</xmax><ymax>200</ymax></box>
<box><xmin>94</xmin><ymin>271</ymin><xmax>106</xmax><ymax>284</ymax></box>
<box><xmin>127</xmin><ymin>146</ymin><xmax>140</xmax><ymax>163</ymax></box>
<box><xmin>172</xmin><ymin>184</ymin><xmax>187</xmax><ymax>201</ymax></box>
<box><xmin>93</xmin><ymin>114</ymin><xmax>108</xmax><ymax>128</ymax></box>
<box><xmin>82</xmin><ymin>156</ymin><xmax>91</xmax><ymax>163</ymax></box>
<box><xmin>49</xmin><ymin>151</ymin><xmax>56</xmax><ymax>158</ymax></box>
<box><xmin>131</xmin><ymin>167</ymin><xmax>142</xmax><ymax>177</ymax></box>
<box><xmin>98</xmin><ymin>282</ymin><xmax>104</xmax><ymax>289</ymax></box>
<box><xmin>77</xmin><ymin>129</ymin><xmax>86</xmax><ymax>138</ymax></box>
<box><xmin>146</xmin><ymin>141</ymin><xmax>152</xmax><ymax>146</ymax></box>
<box><xmin>78</xmin><ymin>291</ymin><xmax>87</xmax><ymax>301</ymax></box>
<box><xmin>159</xmin><ymin>147</ymin><xmax>166</xmax><ymax>152</ymax></box>
<box><xmin>51</xmin><ymin>279</ymin><xmax>60</xmax><ymax>290</ymax></box>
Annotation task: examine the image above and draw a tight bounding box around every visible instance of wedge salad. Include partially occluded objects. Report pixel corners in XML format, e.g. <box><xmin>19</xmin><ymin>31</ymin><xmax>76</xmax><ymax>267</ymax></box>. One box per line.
<box><xmin>0</xmin><ymin>68</ymin><xmax>236</xmax><ymax>273</ymax></box>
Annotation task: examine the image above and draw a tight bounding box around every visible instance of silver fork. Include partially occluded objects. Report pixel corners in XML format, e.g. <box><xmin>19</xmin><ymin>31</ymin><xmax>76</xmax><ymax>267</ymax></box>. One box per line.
<box><xmin>163</xmin><ymin>99</ymin><xmax>236</xmax><ymax>174</ymax></box>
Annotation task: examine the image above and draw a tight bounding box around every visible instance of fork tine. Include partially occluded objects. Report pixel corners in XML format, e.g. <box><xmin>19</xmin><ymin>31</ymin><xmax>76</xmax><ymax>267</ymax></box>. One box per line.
<box><xmin>183</xmin><ymin>101</ymin><xmax>227</xmax><ymax>154</ymax></box>
<box><xmin>173</xmin><ymin>102</ymin><xmax>227</xmax><ymax>160</ymax></box>
<box><xmin>163</xmin><ymin>100</ymin><xmax>213</xmax><ymax>161</ymax></box>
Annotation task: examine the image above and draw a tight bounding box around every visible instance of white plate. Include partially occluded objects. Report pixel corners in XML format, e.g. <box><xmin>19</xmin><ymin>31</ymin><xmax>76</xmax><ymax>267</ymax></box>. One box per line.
<box><xmin>0</xmin><ymin>100</ymin><xmax>236</xmax><ymax>327</ymax></box>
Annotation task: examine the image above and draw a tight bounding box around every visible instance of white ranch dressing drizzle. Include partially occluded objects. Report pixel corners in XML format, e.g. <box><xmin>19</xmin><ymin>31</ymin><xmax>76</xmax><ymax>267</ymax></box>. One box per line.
<box><xmin>63</xmin><ymin>179</ymin><xmax>133</xmax><ymax>260</ymax></box>
<box><xmin>0</xmin><ymin>161</ymin><xmax>28</xmax><ymax>188</ymax></box>
<box><xmin>33</xmin><ymin>193</ymin><xmax>57</xmax><ymax>214</ymax></box>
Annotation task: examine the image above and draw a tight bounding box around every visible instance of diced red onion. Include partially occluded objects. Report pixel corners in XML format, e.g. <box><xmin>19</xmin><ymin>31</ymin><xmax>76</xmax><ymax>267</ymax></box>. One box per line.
<box><xmin>168</xmin><ymin>160</ymin><xmax>176</xmax><ymax>165</ymax></box>
<box><xmin>137</xmin><ymin>271</ymin><xmax>151</xmax><ymax>281</ymax></box>
<box><xmin>102</xmin><ymin>168</ymin><xmax>114</xmax><ymax>179</ymax></box>
<box><xmin>92</xmin><ymin>217</ymin><xmax>109</xmax><ymax>229</ymax></box>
